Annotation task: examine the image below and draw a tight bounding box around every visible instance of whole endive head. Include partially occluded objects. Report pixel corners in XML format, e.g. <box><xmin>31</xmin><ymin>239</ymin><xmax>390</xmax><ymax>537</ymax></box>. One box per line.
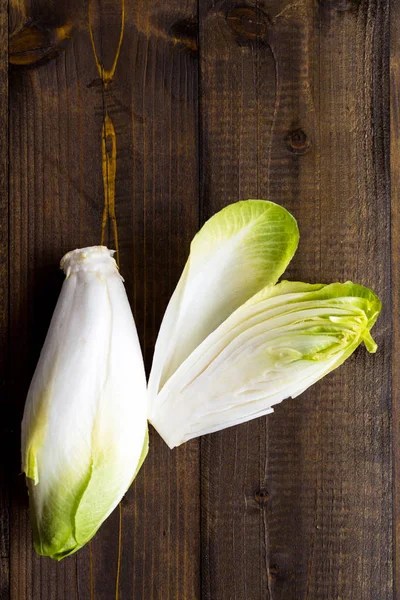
<box><xmin>21</xmin><ymin>246</ymin><xmax>148</xmax><ymax>560</ymax></box>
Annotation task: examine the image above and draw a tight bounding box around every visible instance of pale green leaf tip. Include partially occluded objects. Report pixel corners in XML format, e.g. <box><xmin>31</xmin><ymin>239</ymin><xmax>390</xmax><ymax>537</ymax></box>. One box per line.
<box><xmin>363</xmin><ymin>330</ymin><xmax>378</xmax><ymax>353</ymax></box>
<box><xmin>193</xmin><ymin>198</ymin><xmax>299</xmax><ymax>245</ymax></box>
<box><xmin>347</xmin><ymin>281</ymin><xmax>381</xmax><ymax>352</ymax></box>
<box><xmin>31</xmin><ymin>428</ymin><xmax>150</xmax><ymax>561</ymax></box>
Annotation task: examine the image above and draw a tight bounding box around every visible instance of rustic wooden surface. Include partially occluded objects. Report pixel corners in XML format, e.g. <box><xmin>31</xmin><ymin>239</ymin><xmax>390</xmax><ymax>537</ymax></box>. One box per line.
<box><xmin>391</xmin><ymin>0</ymin><xmax>400</xmax><ymax>595</ymax></box>
<box><xmin>0</xmin><ymin>0</ymin><xmax>394</xmax><ymax>598</ymax></box>
<box><xmin>0</xmin><ymin>0</ymin><xmax>8</xmax><ymax>596</ymax></box>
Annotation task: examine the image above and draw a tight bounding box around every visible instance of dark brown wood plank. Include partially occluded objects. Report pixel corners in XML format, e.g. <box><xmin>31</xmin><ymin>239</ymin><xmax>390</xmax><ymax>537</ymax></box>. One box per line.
<box><xmin>391</xmin><ymin>0</ymin><xmax>400</xmax><ymax>594</ymax></box>
<box><xmin>0</xmin><ymin>0</ymin><xmax>8</xmax><ymax>597</ymax></box>
<box><xmin>107</xmin><ymin>2</ymin><xmax>200</xmax><ymax>599</ymax></box>
<box><xmin>199</xmin><ymin>1</ymin><xmax>392</xmax><ymax>598</ymax></box>
<box><xmin>9</xmin><ymin>0</ymin><xmax>98</xmax><ymax>596</ymax></box>
<box><xmin>8</xmin><ymin>0</ymin><xmax>200</xmax><ymax>598</ymax></box>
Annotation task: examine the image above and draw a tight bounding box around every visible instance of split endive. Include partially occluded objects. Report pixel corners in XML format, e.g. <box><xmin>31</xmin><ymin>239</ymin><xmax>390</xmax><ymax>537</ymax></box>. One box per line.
<box><xmin>148</xmin><ymin>200</ymin><xmax>381</xmax><ymax>448</ymax></box>
<box><xmin>21</xmin><ymin>246</ymin><xmax>148</xmax><ymax>560</ymax></box>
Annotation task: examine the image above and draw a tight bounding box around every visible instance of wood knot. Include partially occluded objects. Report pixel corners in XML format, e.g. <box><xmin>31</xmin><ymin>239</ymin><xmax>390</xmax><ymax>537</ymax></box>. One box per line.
<box><xmin>227</xmin><ymin>6</ymin><xmax>267</xmax><ymax>41</ymax></box>
<box><xmin>285</xmin><ymin>129</ymin><xmax>310</xmax><ymax>155</ymax></box>
<box><xmin>254</xmin><ymin>489</ymin><xmax>269</xmax><ymax>505</ymax></box>
<box><xmin>169</xmin><ymin>18</ymin><xmax>198</xmax><ymax>54</ymax></box>
<box><xmin>9</xmin><ymin>21</ymin><xmax>72</xmax><ymax>67</ymax></box>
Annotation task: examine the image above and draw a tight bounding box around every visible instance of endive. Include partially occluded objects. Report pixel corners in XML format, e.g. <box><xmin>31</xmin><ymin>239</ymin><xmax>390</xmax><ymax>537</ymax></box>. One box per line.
<box><xmin>148</xmin><ymin>201</ymin><xmax>381</xmax><ymax>448</ymax></box>
<box><xmin>21</xmin><ymin>246</ymin><xmax>148</xmax><ymax>560</ymax></box>
<box><xmin>148</xmin><ymin>200</ymin><xmax>299</xmax><ymax>401</ymax></box>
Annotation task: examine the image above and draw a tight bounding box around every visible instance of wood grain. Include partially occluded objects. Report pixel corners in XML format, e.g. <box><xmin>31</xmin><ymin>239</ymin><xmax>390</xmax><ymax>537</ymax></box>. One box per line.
<box><xmin>9</xmin><ymin>0</ymin><xmax>99</xmax><ymax>595</ymax></box>
<box><xmin>391</xmin><ymin>0</ymin><xmax>400</xmax><ymax>595</ymax></box>
<box><xmin>199</xmin><ymin>0</ymin><xmax>392</xmax><ymax>598</ymax></box>
<box><xmin>0</xmin><ymin>0</ymin><xmax>8</xmax><ymax>598</ymax></box>
<box><xmin>2</xmin><ymin>0</ymin><xmax>395</xmax><ymax>598</ymax></box>
<box><xmin>8</xmin><ymin>0</ymin><xmax>200</xmax><ymax>598</ymax></box>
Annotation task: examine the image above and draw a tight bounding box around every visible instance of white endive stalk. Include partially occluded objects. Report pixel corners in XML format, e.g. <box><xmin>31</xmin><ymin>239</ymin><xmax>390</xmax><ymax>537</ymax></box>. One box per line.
<box><xmin>21</xmin><ymin>246</ymin><xmax>148</xmax><ymax>560</ymax></box>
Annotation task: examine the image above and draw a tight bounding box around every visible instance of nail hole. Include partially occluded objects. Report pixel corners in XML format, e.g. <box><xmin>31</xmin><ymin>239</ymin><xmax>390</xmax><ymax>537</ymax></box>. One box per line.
<box><xmin>285</xmin><ymin>128</ymin><xmax>310</xmax><ymax>154</ymax></box>
<box><xmin>255</xmin><ymin>489</ymin><xmax>270</xmax><ymax>505</ymax></box>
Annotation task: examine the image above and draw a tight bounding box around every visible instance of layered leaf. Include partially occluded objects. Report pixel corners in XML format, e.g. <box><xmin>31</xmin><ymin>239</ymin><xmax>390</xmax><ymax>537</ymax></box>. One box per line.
<box><xmin>22</xmin><ymin>247</ymin><xmax>148</xmax><ymax>559</ymax></box>
<box><xmin>148</xmin><ymin>200</ymin><xmax>299</xmax><ymax>404</ymax></box>
<box><xmin>149</xmin><ymin>281</ymin><xmax>381</xmax><ymax>448</ymax></box>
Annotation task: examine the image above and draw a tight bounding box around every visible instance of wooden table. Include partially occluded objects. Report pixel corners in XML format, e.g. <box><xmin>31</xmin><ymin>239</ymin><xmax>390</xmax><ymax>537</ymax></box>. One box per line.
<box><xmin>1</xmin><ymin>0</ymin><xmax>396</xmax><ymax>598</ymax></box>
